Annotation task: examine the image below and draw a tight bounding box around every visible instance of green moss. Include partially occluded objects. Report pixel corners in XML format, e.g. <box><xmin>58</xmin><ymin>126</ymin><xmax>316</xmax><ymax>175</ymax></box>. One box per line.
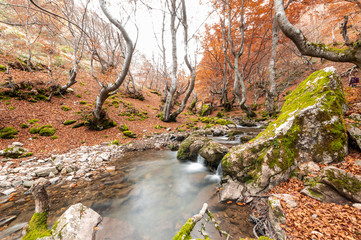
<box><xmin>9</xmin><ymin>106</ymin><xmax>15</xmax><ymax>110</ymax></box>
<box><xmin>39</xmin><ymin>127</ymin><xmax>56</xmax><ymax>136</ymax></box>
<box><xmin>118</xmin><ymin>124</ymin><xmax>129</xmax><ymax>132</ymax></box>
<box><xmin>51</xmin><ymin>135</ymin><xmax>58</xmax><ymax>139</ymax></box>
<box><xmin>0</xmin><ymin>64</ymin><xmax>7</xmax><ymax>72</ymax></box>
<box><xmin>79</xmin><ymin>100</ymin><xmax>87</xmax><ymax>105</ymax></box>
<box><xmin>23</xmin><ymin>152</ymin><xmax>34</xmax><ymax>157</ymax></box>
<box><xmin>21</xmin><ymin>123</ymin><xmax>29</xmax><ymax>128</ymax></box>
<box><xmin>63</xmin><ymin>120</ymin><xmax>76</xmax><ymax>125</ymax></box>
<box><xmin>200</xmin><ymin>104</ymin><xmax>211</xmax><ymax>116</ymax></box>
<box><xmin>111</xmin><ymin>139</ymin><xmax>120</xmax><ymax>145</ymax></box>
<box><xmin>123</xmin><ymin>131</ymin><xmax>137</xmax><ymax>138</ymax></box>
<box><xmin>61</xmin><ymin>106</ymin><xmax>71</xmax><ymax>111</ymax></box>
<box><xmin>325</xmin><ymin>169</ymin><xmax>361</xmax><ymax>194</ymax></box>
<box><xmin>72</xmin><ymin>122</ymin><xmax>85</xmax><ymax>128</ymax></box>
<box><xmin>154</xmin><ymin>125</ymin><xmax>166</xmax><ymax>129</ymax></box>
<box><xmin>172</xmin><ymin>219</ymin><xmax>196</xmax><ymax>240</ymax></box>
<box><xmin>29</xmin><ymin>119</ymin><xmax>39</xmax><ymax>124</ymax></box>
<box><xmin>22</xmin><ymin>212</ymin><xmax>51</xmax><ymax>240</ymax></box>
<box><xmin>0</xmin><ymin>127</ymin><xmax>18</xmax><ymax>139</ymax></box>
<box><xmin>76</xmin><ymin>94</ymin><xmax>82</xmax><ymax>98</ymax></box>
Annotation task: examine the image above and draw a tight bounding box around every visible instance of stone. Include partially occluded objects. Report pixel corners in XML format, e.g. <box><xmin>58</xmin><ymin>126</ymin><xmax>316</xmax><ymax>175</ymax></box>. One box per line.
<box><xmin>51</xmin><ymin>203</ymin><xmax>102</xmax><ymax>240</ymax></box>
<box><xmin>222</xmin><ymin>67</ymin><xmax>348</xmax><ymax>196</ymax></box>
<box><xmin>2</xmin><ymin>188</ymin><xmax>16</xmax><ymax>195</ymax></box>
<box><xmin>35</xmin><ymin>167</ymin><xmax>58</xmax><ymax>177</ymax></box>
<box><xmin>0</xmin><ymin>146</ymin><xmax>27</xmax><ymax>158</ymax></box>
<box><xmin>268</xmin><ymin>196</ymin><xmax>287</xmax><ymax>240</ymax></box>
<box><xmin>273</xmin><ymin>194</ymin><xmax>298</xmax><ymax>208</ymax></box>
<box><xmin>199</xmin><ymin>140</ymin><xmax>228</xmax><ymax>170</ymax></box>
<box><xmin>301</xmin><ymin>182</ymin><xmax>350</xmax><ymax>204</ymax></box>
<box><xmin>352</xmin><ymin>203</ymin><xmax>361</xmax><ymax>210</ymax></box>
<box><xmin>23</xmin><ymin>181</ymin><xmax>34</xmax><ymax>188</ymax></box>
<box><xmin>212</xmin><ymin>128</ymin><xmax>223</xmax><ymax>137</ymax></box>
<box><xmin>347</xmin><ymin>124</ymin><xmax>361</xmax><ymax>150</ymax></box>
<box><xmin>177</xmin><ymin>134</ymin><xmax>210</xmax><ymax>161</ymax></box>
<box><xmin>49</xmin><ymin>172</ymin><xmax>55</xmax><ymax>178</ymax></box>
<box><xmin>98</xmin><ymin>152</ymin><xmax>111</xmax><ymax>161</ymax></box>
<box><xmin>298</xmin><ymin>161</ymin><xmax>321</xmax><ymax>174</ymax></box>
<box><xmin>0</xmin><ymin>215</ymin><xmax>17</xmax><ymax>227</ymax></box>
<box><xmin>95</xmin><ymin>217</ymin><xmax>134</xmax><ymax>240</ymax></box>
<box><xmin>0</xmin><ymin>181</ymin><xmax>11</xmax><ymax>188</ymax></box>
<box><xmin>55</xmin><ymin>163</ymin><xmax>64</xmax><ymax>171</ymax></box>
<box><xmin>318</xmin><ymin>166</ymin><xmax>361</xmax><ymax>203</ymax></box>
<box><xmin>349</xmin><ymin>113</ymin><xmax>361</xmax><ymax>122</ymax></box>
<box><xmin>106</xmin><ymin>166</ymin><xmax>115</xmax><ymax>172</ymax></box>
<box><xmin>11</xmin><ymin>142</ymin><xmax>23</xmax><ymax>147</ymax></box>
<box><xmin>219</xmin><ymin>178</ymin><xmax>244</xmax><ymax>202</ymax></box>
<box><xmin>354</xmin><ymin>160</ymin><xmax>361</xmax><ymax>167</ymax></box>
<box><xmin>50</xmin><ymin>177</ymin><xmax>60</xmax><ymax>185</ymax></box>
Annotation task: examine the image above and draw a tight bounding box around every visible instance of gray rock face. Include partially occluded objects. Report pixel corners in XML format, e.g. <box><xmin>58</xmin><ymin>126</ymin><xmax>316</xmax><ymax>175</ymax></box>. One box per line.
<box><xmin>222</xmin><ymin>67</ymin><xmax>348</xmax><ymax>196</ymax></box>
<box><xmin>268</xmin><ymin>196</ymin><xmax>287</xmax><ymax>240</ymax></box>
<box><xmin>219</xmin><ymin>178</ymin><xmax>244</xmax><ymax>202</ymax></box>
<box><xmin>348</xmin><ymin>124</ymin><xmax>361</xmax><ymax>150</ymax></box>
<box><xmin>52</xmin><ymin>203</ymin><xmax>102</xmax><ymax>240</ymax></box>
<box><xmin>199</xmin><ymin>140</ymin><xmax>228</xmax><ymax>169</ymax></box>
<box><xmin>35</xmin><ymin>167</ymin><xmax>58</xmax><ymax>177</ymax></box>
<box><xmin>301</xmin><ymin>166</ymin><xmax>361</xmax><ymax>203</ymax></box>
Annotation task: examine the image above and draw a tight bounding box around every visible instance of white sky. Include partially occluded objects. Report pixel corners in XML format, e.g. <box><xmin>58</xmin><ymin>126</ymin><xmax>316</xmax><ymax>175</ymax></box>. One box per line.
<box><xmin>94</xmin><ymin>0</ymin><xmax>214</xmax><ymax>68</ymax></box>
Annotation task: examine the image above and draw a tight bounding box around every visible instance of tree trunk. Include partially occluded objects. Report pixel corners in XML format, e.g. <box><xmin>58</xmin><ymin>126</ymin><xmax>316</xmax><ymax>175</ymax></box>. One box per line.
<box><xmin>31</xmin><ymin>178</ymin><xmax>49</xmax><ymax>213</ymax></box>
<box><xmin>266</xmin><ymin>11</ymin><xmax>279</xmax><ymax>116</ymax></box>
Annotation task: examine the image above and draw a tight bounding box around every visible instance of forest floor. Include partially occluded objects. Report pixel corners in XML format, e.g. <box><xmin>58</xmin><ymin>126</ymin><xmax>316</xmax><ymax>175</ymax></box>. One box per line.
<box><xmin>1</xmin><ymin>55</ymin><xmax>361</xmax><ymax>239</ymax></box>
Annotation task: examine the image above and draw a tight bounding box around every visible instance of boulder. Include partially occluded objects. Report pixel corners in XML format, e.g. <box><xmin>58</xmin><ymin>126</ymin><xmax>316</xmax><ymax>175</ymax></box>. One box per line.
<box><xmin>219</xmin><ymin>177</ymin><xmax>244</xmax><ymax>202</ymax></box>
<box><xmin>51</xmin><ymin>203</ymin><xmax>102</xmax><ymax>240</ymax></box>
<box><xmin>268</xmin><ymin>196</ymin><xmax>287</xmax><ymax>240</ymax></box>
<box><xmin>177</xmin><ymin>134</ymin><xmax>210</xmax><ymax>161</ymax></box>
<box><xmin>199</xmin><ymin>140</ymin><xmax>228</xmax><ymax>169</ymax></box>
<box><xmin>347</xmin><ymin>124</ymin><xmax>361</xmax><ymax>150</ymax></box>
<box><xmin>222</xmin><ymin>67</ymin><xmax>348</xmax><ymax>196</ymax></box>
<box><xmin>35</xmin><ymin>167</ymin><xmax>58</xmax><ymax>177</ymax></box>
<box><xmin>318</xmin><ymin>167</ymin><xmax>361</xmax><ymax>202</ymax></box>
<box><xmin>301</xmin><ymin>182</ymin><xmax>349</xmax><ymax>204</ymax></box>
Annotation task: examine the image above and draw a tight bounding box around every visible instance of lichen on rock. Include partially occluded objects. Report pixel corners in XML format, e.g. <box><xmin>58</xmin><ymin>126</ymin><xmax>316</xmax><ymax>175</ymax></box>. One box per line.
<box><xmin>177</xmin><ymin>134</ymin><xmax>210</xmax><ymax>161</ymax></box>
<box><xmin>221</xmin><ymin>67</ymin><xmax>348</xmax><ymax>197</ymax></box>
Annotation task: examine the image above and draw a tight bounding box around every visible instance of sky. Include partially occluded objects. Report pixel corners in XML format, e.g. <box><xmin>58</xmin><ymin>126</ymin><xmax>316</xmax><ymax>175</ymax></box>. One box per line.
<box><xmin>94</xmin><ymin>0</ymin><xmax>215</xmax><ymax>68</ymax></box>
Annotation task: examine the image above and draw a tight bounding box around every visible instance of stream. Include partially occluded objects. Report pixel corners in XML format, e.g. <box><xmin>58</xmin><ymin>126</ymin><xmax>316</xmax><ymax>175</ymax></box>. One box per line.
<box><xmin>0</xmin><ymin>126</ymin><xmax>261</xmax><ymax>239</ymax></box>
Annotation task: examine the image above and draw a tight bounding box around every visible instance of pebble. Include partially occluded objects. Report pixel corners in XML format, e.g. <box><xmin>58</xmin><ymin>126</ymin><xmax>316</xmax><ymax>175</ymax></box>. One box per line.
<box><xmin>23</xmin><ymin>181</ymin><xmax>34</xmax><ymax>188</ymax></box>
<box><xmin>352</xmin><ymin>203</ymin><xmax>361</xmax><ymax>210</ymax></box>
<box><xmin>106</xmin><ymin>166</ymin><xmax>116</xmax><ymax>172</ymax></box>
<box><xmin>312</xmin><ymin>214</ymin><xmax>318</xmax><ymax>219</ymax></box>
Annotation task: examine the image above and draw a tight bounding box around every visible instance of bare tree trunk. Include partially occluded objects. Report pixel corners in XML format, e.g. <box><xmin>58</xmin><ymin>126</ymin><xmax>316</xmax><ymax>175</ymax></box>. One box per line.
<box><xmin>266</xmin><ymin>12</ymin><xmax>279</xmax><ymax>116</ymax></box>
<box><xmin>93</xmin><ymin>0</ymin><xmax>134</xmax><ymax>121</ymax></box>
<box><xmin>162</xmin><ymin>0</ymin><xmax>178</xmax><ymax>122</ymax></box>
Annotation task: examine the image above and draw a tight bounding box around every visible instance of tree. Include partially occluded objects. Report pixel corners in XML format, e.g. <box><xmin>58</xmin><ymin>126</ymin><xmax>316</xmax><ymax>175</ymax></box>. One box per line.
<box><xmin>89</xmin><ymin>0</ymin><xmax>134</xmax><ymax>127</ymax></box>
<box><xmin>275</xmin><ymin>0</ymin><xmax>361</xmax><ymax>67</ymax></box>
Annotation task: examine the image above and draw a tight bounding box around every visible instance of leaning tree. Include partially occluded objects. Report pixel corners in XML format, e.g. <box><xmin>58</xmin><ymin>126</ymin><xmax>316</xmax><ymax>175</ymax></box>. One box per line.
<box><xmin>274</xmin><ymin>0</ymin><xmax>361</xmax><ymax>67</ymax></box>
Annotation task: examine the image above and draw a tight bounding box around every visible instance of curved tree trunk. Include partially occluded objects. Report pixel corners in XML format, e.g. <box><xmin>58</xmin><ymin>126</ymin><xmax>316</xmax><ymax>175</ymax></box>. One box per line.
<box><xmin>275</xmin><ymin>0</ymin><xmax>360</xmax><ymax>67</ymax></box>
<box><xmin>93</xmin><ymin>0</ymin><xmax>134</xmax><ymax>120</ymax></box>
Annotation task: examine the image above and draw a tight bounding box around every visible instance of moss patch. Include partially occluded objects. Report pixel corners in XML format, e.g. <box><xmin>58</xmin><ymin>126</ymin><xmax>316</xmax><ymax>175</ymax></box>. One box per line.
<box><xmin>123</xmin><ymin>131</ymin><xmax>137</xmax><ymax>138</ymax></box>
<box><xmin>22</xmin><ymin>212</ymin><xmax>51</xmax><ymax>240</ymax></box>
<box><xmin>63</xmin><ymin>120</ymin><xmax>76</xmax><ymax>125</ymax></box>
<box><xmin>0</xmin><ymin>127</ymin><xmax>18</xmax><ymax>139</ymax></box>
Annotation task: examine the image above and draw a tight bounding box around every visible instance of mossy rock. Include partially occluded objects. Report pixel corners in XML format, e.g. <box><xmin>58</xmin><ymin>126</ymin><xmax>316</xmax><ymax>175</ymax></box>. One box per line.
<box><xmin>22</xmin><ymin>212</ymin><xmax>51</xmax><ymax>240</ymax></box>
<box><xmin>63</xmin><ymin>120</ymin><xmax>76</xmax><ymax>125</ymax></box>
<box><xmin>21</xmin><ymin>123</ymin><xmax>29</xmax><ymax>128</ymax></box>
<box><xmin>222</xmin><ymin>67</ymin><xmax>348</xmax><ymax>195</ymax></box>
<box><xmin>72</xmin><ymin>122</ymin><xmax>85</xmax><ymax>129</ymax></box>
<box><xmin>38</xmin><ymin>125</ymin><xmax>56</xmax><ymax>136</ymax></box>
<box><xmin>0</xmin><ymin>64</ymin><xmax>7</xmax><ymax>72</ymax></box>
<box><xmin>200</xmin><ymin>104</ymin><xmax>211</xmax><ymax>116</ymax></box>
<box><xmin>177</xmin><ymin>134</ymin><xmax>210</xmax><ymax>161</ymax></box>
<box><xmin>123</xmin><ymin>131</ymin><xmax>137</xmax><ymax>138</ymax></box>
<box><xmin>0</xmin><ymin>127</ymin><xmax>18</xmax><ymax>139</ymax></box>
<box><xmin>118</xmin><ymin>124</ymin><xmax>129</xmax><ymax>132</ymax></box>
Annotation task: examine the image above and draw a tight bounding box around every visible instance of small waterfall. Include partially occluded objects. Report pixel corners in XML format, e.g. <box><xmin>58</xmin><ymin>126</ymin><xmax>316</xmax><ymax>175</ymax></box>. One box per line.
<box><xmin>186</xmin><ymin>155</ymin><xmax>207</xmax><ymax>173</ymax></box>
<box><xmin>215</xmin><ymin>162</ymin><xmax>223</xmax><ymax>177</ymax></box>
<box><xmin>205</xmin><ymin>162</ymin><xmax>222</xmax><ymax>183</ymax></box>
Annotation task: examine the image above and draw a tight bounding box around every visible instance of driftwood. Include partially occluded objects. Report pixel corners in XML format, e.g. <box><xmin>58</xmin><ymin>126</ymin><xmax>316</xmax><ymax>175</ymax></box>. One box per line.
<box><xmin>172</xmin><ymin>203</ymin><xmax>230</xmax><ymax>240</ymax></box>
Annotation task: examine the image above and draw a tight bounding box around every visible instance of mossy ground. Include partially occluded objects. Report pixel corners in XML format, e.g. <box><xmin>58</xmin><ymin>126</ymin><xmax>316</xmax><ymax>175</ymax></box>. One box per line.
<box><xmin>22</xmin><ymin>212</ymin><xmax>51</xmax><ymax>240</ymax></box>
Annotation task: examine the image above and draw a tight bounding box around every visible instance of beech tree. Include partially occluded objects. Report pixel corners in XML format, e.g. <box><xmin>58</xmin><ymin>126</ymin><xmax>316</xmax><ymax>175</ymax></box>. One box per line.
<box><xmin>275</xmin><ymin>0</ymin><xmax>361</xmax><ymax>67</ymax></box>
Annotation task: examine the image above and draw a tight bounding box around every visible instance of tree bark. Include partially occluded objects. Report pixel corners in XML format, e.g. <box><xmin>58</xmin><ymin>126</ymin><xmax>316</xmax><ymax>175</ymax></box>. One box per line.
<box><xmin>31</xmin><ymin>178</ymin><xmax>49</xmax><ymax>213</ymax></box>
<box><xmin>275</xmin><ymin>0</ymin><xmax>360</xmax><ymax>67</ymax></box>
<box><xmin>93</xmin><ymin>0</ymin><xmax>134</xmax><ymax>120</ymax></box>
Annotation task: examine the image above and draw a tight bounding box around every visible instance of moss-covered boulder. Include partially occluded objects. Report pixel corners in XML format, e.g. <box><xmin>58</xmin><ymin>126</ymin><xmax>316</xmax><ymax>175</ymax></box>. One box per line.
<box><xmin>0</xmin><ymin>127</ymin><xmax>18</xmax><ymax>139</ymax></box>
<box><xmin>177</xmin><ymin>134</ymin><xmax>210</xmax><ymax>161</ymax></box>
<box><xmin>221</xmin><ymin>67</ymin><xmax>348</xmax><ymax>197</ymax></box>
<box><xmin>38</xmin><ymin>125</ymin><xmax>56</xmax><ymax>136</ymax></box>
<box><xmin>199</xmin><ymin>140</ymin><xmax>228</xmax><ymax>169</ymax></box>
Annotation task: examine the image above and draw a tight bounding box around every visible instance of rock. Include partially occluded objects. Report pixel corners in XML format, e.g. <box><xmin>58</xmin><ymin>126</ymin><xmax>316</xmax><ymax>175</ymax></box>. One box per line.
<box><xmin>355</xmin><ymin>160</ymin><xmax>361</xmax><ymax>167</ymax></box>
<box><xmin>318</xmin><ymin>166</ymin><xmax>361</xmax><ymax>202</ymax></box>
<box><xmin>222</xmin><ymin>67</ymin><xmax>348</xmax><ymax>195</ymax></box>
<box><xmin>347</xmin><ymin>124</ymin><xmax>361</xmax><ymax>150</ymax></box>
<box><xmin>95</xmin><ymin>217</ymin><xmax>134</xmax><ymax>240</ymax></box>
<box><xmin>298</xmin><ymin>161</ymin><xmax>320</xmax><ymax>174</ymax></box>
<box><xmin>199</xmin><ymin>140</ymin><xmax>228</xmax><ymax>169</ymax></box>
<box><xmin>349</xmin><ymin>113</ymin><xmax>361</xmax><ymax>122</ymax></box>
<box><xmin>35</xmin><ymin>167</ymin><xmax>58</xmax><ymax>177</ymax></box>
<box><xmin>49</xmin><ymin>177</ymin><xmax>60</xmax><ymax>185</ymax></box>
<box><xmin>0</xmin><ymin>181</ymin><xmax>11</xmax><ymax>188</ymax></box>
<box><xmin>49</xmin><ymin>172</ymin><xmax>55</xmax><ymax>178</ymax></box>
<box><xmin>106</xmin><ymin>166</ymin><xmax>115</xmax><ymax>172</ymax></box>
<box><xmin>51</xmin><ymin>203</ymin><xmax>102</xmax><ymax>240</ymax></box>
<box><xmin>11</xmin><ymin>142</ymin><xmax>23</xmax><ymax>147</ymax></box>
<box><xmin>2</xmin><ymin>188</ymin><xmax>16</xmax><ymax>195</ymax></box>
<box><xmin>268</xmin><ymin>196</ymin><xmax>287</xmax><ymax>240</ymax></box>
<box><xmin>177</xmin><ymin>134</ymin><xmax>210</xmax><ymax>161</ymax></box>
<box><xmin>239</xmin><ymin>135</ymin><xmax>253</xmax><ymax>143</ymax></box>
<box><xmin>273</xmin><ymin>194</ymin><xmax>298</xmax><ymax>208</ymax></box>
<box><xmin>301</xmin><ymin>182</ymin><xmax>350</xmax><ymax>204</ymax></box>
<box><xmin>0</xmin><ymin>146</ymin><xmax>27</xmax><ymax>158</ymax></box>
<box><xmin>98</xmin><ymin>152</ymin><xmax>111</xmax><ymax>161</ymax></box>
<box><xmin>352</xmin><ymin>203</ymin><xmax>361</xmax><ymax>210</ymax></box>
<box><xmin>23</xmin><ymin>180</ymin><xmax>34</xmax><ymax>188</ymax></box>
<box><xmin>219</xmin><ymin>178</ymin><xmax>244</xmax><ymax>202</ymax></box>
<box><xmin>212</xmin><ymin>128</ymin><xmax>223</xmax><ymax>137</ymax></box>
<box><xmin>0</xmin><ymin>215</ymin><xmax>17</xmax><ymax>227</ymax></box>
<box><xmin>55</xmin><ymin>163</ymin><xmax>63</xmax><ymax>171</ymax></box>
